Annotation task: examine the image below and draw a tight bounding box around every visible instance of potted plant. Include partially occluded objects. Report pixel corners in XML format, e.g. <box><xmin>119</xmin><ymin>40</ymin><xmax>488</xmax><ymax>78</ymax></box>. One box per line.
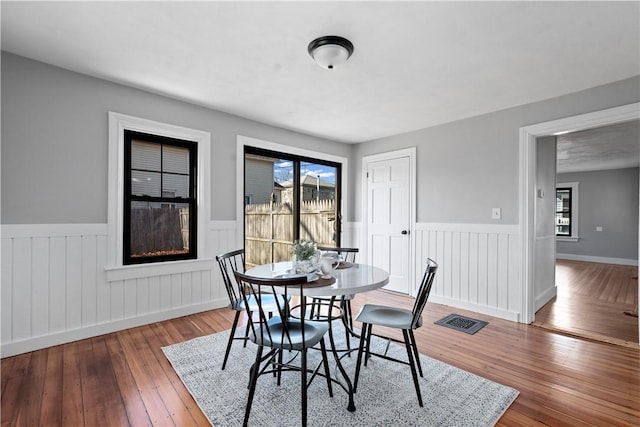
<box><xmin>291</xmin><ymin>240</ymin><xmax>318</xmax><ymax>273</ymax></box>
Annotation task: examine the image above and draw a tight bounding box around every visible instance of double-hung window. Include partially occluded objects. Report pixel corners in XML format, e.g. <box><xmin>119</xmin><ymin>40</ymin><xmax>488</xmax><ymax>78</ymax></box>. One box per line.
<box><xmin>123</xmin><ymin>130</ymin><xmax>197</xmax><ymax>264</ymax></box>
<box><xmin>555</xmin><ymin>181</ymin><xmax>579</xmax><ymax>241</ymax></box>
<box><xmin>555</xmin><ymin>188</ymin><xmax>572</xmax><ymax>236</ymax></box>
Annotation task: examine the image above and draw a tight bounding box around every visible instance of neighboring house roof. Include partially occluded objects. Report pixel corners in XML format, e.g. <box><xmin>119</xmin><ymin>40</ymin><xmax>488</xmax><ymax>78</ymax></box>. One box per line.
<box><xmin>279</xmin><ymin>175</ymin><xmax>335</xmax><ymax>188</ymax></box>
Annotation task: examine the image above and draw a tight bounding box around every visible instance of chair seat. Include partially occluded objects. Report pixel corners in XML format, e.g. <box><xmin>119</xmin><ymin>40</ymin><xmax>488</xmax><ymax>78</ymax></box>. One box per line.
<box><xmin>252</xmin><ymin>318</ymin><xmax>329</xmax><ymax>351</ymax></box>
<box><xmin>356</xmin><ymin>304</ymin><xmax>423</xmax><ymax>329</ymax></box>
<box><xmin>231</xmin><ymin>293</ymin><xmax>288</xmax><ymax>312</ymax></box>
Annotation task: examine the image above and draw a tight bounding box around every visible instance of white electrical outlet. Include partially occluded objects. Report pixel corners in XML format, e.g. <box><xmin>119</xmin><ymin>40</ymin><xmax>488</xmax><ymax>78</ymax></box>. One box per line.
<box><xmin>492</xmin><ymin>208</ymin><xmax>501</xmax><ymax>220</ymax></box>
<box><xmin>596</xmin><ymin>226</ymin><xmax>603</xmax><ymax>232</ymax></box>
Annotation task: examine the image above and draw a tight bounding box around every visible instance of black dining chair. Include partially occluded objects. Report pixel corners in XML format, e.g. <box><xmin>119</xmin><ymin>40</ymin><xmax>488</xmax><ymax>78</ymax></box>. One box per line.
<box><xmin>353</xmin><ymin>258</ymin><xmax>438</xmax><ymax>407</ymax></box>
<box><xmin>215</xmin><ymin>249</ymin><xmax>289</xmax><ymax>370</ymax></box>
<box><xmin>233</xmin><ymin>271</ymin><xmax>334</xmax><ymax>427</ymax></box>
<box><xmin>312</xmin><ymin>246</ymin><xmax>359</xmax><ymax>351</ymax></box>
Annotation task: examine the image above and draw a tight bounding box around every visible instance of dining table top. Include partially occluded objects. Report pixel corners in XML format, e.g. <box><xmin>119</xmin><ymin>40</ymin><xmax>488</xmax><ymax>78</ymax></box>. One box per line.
<box><xmin>244</xmin><ymin>261</ymin><xmax>389</xmax><ymax>297</ymax></box>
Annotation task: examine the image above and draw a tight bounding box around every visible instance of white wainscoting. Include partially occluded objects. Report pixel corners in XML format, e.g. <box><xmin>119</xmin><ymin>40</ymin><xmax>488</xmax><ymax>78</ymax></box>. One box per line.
<box><xmin>415</xmin><ymin>223</ymin><xmax>521</xmax><ymax>322</ymax></box>
<box><xmin>1</xmin><ymin>221</ymin><xmax>238</xmax><ymax>357</ymax></box>
<box><xmin>1</xmin><ymin>221</ymin><xmax>521</xmax><ymax>357</ymax></box>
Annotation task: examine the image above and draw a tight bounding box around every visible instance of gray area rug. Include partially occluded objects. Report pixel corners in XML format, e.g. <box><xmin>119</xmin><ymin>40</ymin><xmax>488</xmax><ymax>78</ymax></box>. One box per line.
<box><xmin>162</xmin><ymin>326</ymin><xmax>519</xmax><ymax>426</ymax></box>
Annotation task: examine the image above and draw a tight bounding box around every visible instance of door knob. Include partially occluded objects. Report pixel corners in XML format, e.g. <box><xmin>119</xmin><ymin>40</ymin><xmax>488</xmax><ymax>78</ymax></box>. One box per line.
<box><xmin>401</xmin><ymin>230</ymin><xmax>409</xmax><ymax>235</ymax></box>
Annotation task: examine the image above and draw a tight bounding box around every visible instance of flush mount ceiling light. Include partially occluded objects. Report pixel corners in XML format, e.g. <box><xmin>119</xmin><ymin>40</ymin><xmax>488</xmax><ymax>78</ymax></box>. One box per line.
<box><xmin>308</xmin><ymin>35</ymin><xmax>354</xmax><ymax>70</ymax></box>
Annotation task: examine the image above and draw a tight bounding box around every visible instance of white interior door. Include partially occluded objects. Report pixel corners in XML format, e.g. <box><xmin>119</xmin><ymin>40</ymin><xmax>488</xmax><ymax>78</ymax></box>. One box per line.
<box><xmin>367</xmin><ymin>156</ymin><xmax>411</xmax><ymax>294</ymax></box>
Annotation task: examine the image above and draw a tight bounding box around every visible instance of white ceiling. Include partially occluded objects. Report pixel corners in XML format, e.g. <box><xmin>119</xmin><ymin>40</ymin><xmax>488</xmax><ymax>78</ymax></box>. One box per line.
<box><xmin>1</xmin><ymin>1</ymin><xmax>639</xmax><ymax>144</ymax></box>
<box><xmin>556</xmin><ymin>120</ymin><xmax>640</xmax><ymax>174</ymax></box>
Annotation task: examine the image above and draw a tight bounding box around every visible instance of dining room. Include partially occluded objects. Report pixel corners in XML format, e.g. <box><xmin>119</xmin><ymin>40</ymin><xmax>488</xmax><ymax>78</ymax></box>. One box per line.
<box><xmin>2</xmin><ymin>2</ymin><xmax>639</xmax><ymax>426</ymax></box>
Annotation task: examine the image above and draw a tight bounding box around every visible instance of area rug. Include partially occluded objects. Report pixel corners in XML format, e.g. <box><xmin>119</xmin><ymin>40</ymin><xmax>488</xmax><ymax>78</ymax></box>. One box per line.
<box><xmin>162</xmin><ymin>326</ymin><xmax>518</xmax><ymax>426</ymax></box>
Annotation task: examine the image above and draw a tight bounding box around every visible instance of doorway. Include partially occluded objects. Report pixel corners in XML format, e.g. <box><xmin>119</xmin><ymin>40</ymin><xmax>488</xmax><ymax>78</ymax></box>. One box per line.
<box><xmin>534</xmin><ymin>124</ymin><xmax>639</xmax><ymax>346</ymax></box>
<box><xmin>519</xmin><ymin>102</ymin><xmax>640</xmax><ymax>344</ymax></box>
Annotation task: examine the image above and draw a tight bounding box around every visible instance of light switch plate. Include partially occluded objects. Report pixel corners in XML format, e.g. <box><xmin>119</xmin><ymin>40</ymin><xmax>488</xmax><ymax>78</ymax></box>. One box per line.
<box><xmin>492</xmin><ymin>208</ymin><xmax>501</xmax><ymax>220</ymax></box>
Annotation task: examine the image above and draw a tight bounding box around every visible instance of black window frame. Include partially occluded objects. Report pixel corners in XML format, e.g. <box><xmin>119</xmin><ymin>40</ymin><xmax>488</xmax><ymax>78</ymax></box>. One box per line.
<box><xmin>123</xmin><ymin>130</ymin><xmax>197</xmax><ymax>265</ymax></box>
<box><xmin>244</xmin><ymin>146</ymin><xmax>342</xmax><ymax>245</ymax></box>
<box><xmin>555</xmin><ymin>187</ymin><xmax>572</xmax><ymax>237</ymax></box>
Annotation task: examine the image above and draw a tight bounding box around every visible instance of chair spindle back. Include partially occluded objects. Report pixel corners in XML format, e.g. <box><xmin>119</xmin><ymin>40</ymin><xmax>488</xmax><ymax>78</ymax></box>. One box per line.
<box><xmin>411</xmin><ymin>258</ymin><xmax>438</xmax><ymax>329</ymax></box>
<box><xmin>216</xmin><ymin>249</ymin><xmax>246</xmax><ymax>309</ymax></box>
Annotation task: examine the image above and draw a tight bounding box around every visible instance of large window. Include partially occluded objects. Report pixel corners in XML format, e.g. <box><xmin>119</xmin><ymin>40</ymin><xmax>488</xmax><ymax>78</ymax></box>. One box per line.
<box><xmin>556</xmin><ymin>181</ymin><xmax>579</xmax><ymax>241</ymax></box>
<box><xmin>123</xmin><ymin>130</ymin><xmax>197</xmax><ymax>264</ymax></box>
<box><xmin>243</xmin><ymin>146</ymin><xmax>342</xmax><ymax>268</ymax></box>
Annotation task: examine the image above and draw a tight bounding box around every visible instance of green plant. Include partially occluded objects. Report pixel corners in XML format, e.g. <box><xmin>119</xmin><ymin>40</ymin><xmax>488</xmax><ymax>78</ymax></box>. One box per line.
<box><xmin>291</xmin><ymin>240</ymin><xmax>317</xmax><ymax>261</ymax></box>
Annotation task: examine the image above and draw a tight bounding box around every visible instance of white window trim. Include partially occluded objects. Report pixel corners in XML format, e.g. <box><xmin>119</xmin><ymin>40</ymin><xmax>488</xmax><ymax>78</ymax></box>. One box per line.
<box><xmin>556</xmin><ymin>181</ymin><xmax>579</xmax><ymax>242</ymax></box>
<box><xmin>106</xmin><ymin>112</ymin><xmax>211</xmax><ymax>280</ymax></box>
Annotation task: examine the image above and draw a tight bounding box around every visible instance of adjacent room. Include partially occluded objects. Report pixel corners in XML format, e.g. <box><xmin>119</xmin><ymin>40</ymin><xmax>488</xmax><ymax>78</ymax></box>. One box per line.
<box><xmin>1</xmin><ymin>2</ymin><xmax>639</xmax><ymax>426</ymax></box>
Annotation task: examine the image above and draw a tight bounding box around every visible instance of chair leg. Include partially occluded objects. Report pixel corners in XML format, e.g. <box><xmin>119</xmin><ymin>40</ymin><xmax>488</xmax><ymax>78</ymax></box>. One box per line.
<box><xmin>364</xmin><ymin>323</ymin><xmax>373</xmax><ymax>366</ymax></box>
<box><xmin>243</xmin><ymin>311</ymin><xmax>251</xmax><ymax>348</ymax></box>
<box><xmin>301</xmin><ymin>349</ymin><xmax>308</xmax><ymax>427</ymax></box>
<box><xmin>341</xmin><ymin>298</ymin><xmax>351</xmax><ymax>355</ymax></box>
<box><xmin>354</xmin><ymin>322</ymin><xmax>369</xmax><ymax>392</ymax></box>
<box><xmin>402</xmin><ymin>329</ymin><xmax>423</xmax><ymax>407</ymax></box>
<box><xmin>408</xmin><ymin>329</ymin><xmax>423</xmax><ymax>377</ymax></box>
<box><xmin>346</xmin><ymin>299</ymin><xmax>354</xmax><ymax>329</ymax></box>
<box><xmin>309</xmin><ymin>298</ymin><xmax>318</xmax><ymax>319</ymax></box>
<box><xmin>222</xmin><ymin>310</ymin><xmax>241</xmax><ymax>370</ymax></box>
<box><xmin>277</xmin><ymin>348</ymin><xmax>283</xmax><ymax>385</ymax></box>
<box><xmin>243</xmin><ymin>345</ymin><xmax>263</xmax><ymax>427</ymax></box>
<box><xmin>319</xmin><ymin>338</ymin><xmax>333</xmax><ymax>397</ymax></box>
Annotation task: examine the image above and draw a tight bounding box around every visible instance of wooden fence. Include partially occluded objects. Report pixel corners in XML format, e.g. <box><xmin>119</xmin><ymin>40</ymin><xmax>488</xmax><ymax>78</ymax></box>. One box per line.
<box><xmin>244</xmin><ymin>200</ymin><xmax>336</xmax><ymax>267</ymax></box>
<box><xmin>130</xmin><ymin>206</ymin><xmax>189</xmax><ymax>256</ymax></box>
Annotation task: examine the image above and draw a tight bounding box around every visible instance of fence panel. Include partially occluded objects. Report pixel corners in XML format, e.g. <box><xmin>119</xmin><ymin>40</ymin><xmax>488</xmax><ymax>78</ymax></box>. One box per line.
<box><xmin>130</xmin><ymin>206</ymin><xmax>186</xmax><ymax>256</ymax></box>
<box><xmin>244</xmin><ymin>200</ymin><xmax>337</xmax><ymax>267</ymax></box>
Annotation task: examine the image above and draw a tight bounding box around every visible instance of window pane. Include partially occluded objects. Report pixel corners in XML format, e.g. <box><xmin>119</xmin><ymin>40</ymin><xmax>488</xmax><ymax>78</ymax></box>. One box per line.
<box><xmin>130</xmin><ymin>202</ymin><xmax>190</xmax><ymax>258</ymax></box>
<box><xmin>131</xmin><ymin>171</ymin><xmax>161</xmax><ymax>196</ymax></box>
<box><xmin>556</xmin><ymin>212</ymin><xmax>571</xmax><ymax>235</ymax></box>
<box><xmin>556</xmin><ymin>189</ymin><xmax>571</xmax><ymax>211</ymax></box>
<box><xmin>299</xmin><ymin>161</ymin><xmax>337</xmax><ymax>247</ymax></box>
<box><xmin>163</xmin><ymin>145</ymin><xmax>190</xmax><ymax>174</ymax></box>
<box><xmin>163</xmin><ymin>173</ymin><xmax>189</xmax><ymax>198</ymax></box>
<box><xmin>244</xmin><ymin>155</ymin><xmax>294</xmax><ymax>266</ymax></box>
<box><xmin>131</xmin><ymin>140</ymin><xmax>161</xmax><ymax>171</ymax></box>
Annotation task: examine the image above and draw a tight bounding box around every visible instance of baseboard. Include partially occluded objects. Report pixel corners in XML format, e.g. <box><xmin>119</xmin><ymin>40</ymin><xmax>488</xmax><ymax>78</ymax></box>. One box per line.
<box><xmin>556</xmin><ymin>253</ymin><xmax>638</xmax><ymax>266</ymax></box>
<box><xmin>535</xmin><ymin>286</ymin><xmax>557</xmax><ymax>312</ymax></box>
<box><xmin>0</xmin><ymin>298</ymin><xmax>228</xmax><ymax>358</ymax></box>
<box><xmin>428</xmin><ymin>295</ymin><xmax>521</xmax><ymax>323</ymax></box>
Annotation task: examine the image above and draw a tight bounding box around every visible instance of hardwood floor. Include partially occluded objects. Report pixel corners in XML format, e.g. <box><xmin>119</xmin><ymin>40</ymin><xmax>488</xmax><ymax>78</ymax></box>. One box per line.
<box><xmin>534</xmin><ymin>260</ymin><xmax>639</xmax><ymax>347</ymax></box>
<box><xmin>2</xmin><ymin>289</ymin><xmax>639</xmax><ymax>426</ymax></box>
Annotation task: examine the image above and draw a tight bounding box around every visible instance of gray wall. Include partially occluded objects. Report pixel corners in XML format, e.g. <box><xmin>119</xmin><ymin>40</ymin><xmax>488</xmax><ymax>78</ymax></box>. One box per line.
<box><xmin>557</xmin><ymin>167</ymin><xmax>639</xmax><ymax>260</ymax></box>
<box><xmin>352</xmin><ymin>76</ymin><xmax>640</xmax><ymax>224</ymax></box>
<box><xmin>1</xmin><ymin>52</ymin><xmax>351</xmax><ymax>223</ymax></box>
<box><xmin>3</xmin><ymin>52</ymin><xmax>640</xmax><ymax>228</ymax></box>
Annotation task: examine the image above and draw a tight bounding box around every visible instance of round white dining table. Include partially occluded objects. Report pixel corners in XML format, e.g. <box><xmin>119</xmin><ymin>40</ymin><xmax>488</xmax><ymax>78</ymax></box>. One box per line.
<box><xmin>244</xmin><ymin>261</ymin><xmax>390</xmax><ymax>413</ymax></box>
<box><xmin>244</xmin><ymin>261</ymin><xmax>389</xmax><ymax>297</ymax></box>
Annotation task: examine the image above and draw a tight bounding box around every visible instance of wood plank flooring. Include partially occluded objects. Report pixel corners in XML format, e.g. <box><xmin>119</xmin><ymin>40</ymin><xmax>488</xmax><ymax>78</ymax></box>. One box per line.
<box><xmin>2</xmin><ymin>289</ymin><xmax>639</xmax><ymax>426</ymax></box>
<box><xmin>534</xmin><ymin>260</ymin><xmax>639</xmax><ymax>347</ymax></box>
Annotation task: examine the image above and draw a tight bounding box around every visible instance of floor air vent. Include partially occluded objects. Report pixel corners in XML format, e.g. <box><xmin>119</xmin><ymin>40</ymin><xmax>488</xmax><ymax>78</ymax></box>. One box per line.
<box><xmin>435</xmin><ymin>314</ymin><xmax>488</xmax><ymax>335</ymax></box>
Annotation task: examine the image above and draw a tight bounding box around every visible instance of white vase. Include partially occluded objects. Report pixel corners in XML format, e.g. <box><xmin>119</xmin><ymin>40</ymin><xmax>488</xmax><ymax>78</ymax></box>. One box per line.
<box><xmin>293</xmin><ymin>254</ymin><xmax>317</xmax><ymax>274</ymax></box>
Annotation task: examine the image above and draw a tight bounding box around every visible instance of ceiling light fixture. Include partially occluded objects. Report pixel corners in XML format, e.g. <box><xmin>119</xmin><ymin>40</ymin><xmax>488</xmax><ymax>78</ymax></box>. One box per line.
<box><xmin>308</xmin><ymin>35</ymin><xmax>354</xmax><ymax>70</ymax></box>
